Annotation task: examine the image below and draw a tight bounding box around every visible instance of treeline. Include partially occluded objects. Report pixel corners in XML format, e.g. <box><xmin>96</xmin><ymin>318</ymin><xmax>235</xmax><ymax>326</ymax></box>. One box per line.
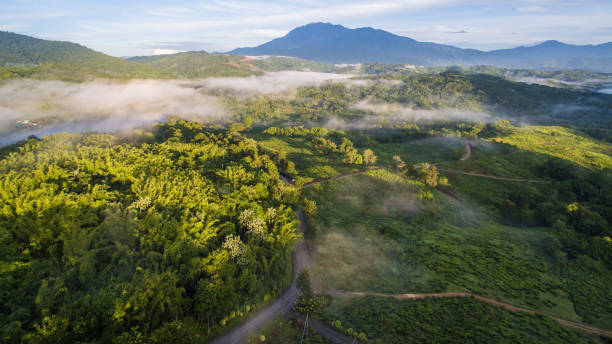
<box><xmin>0</xmin><ymin>119</ymin><xmax>300</xmax><ymax>343</ymax></box>
<box><xmin>225</xmin><ymin>72</ymin><xmax>612</xmax><ymax>135</ymax></box>
<box><xmin>498</xmin><ymin>162</ymin><xmax>612</xmax><ymax>263</ymax></box>
<box><xmin>263</xmin><ymin>126</ymin><xmax>377</xmax><ymax>165</ymax></box>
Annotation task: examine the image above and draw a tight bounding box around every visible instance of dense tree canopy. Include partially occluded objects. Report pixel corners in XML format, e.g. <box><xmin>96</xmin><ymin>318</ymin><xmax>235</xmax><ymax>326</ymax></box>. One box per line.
<box><xmin>0</xmin><ymin>120</ymin><xmax>300</xmax><ymax>343</ymax></box>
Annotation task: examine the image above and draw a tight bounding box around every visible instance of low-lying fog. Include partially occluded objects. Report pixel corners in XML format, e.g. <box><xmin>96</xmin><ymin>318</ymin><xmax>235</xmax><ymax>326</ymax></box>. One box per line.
<box><xmin>192</xmin><ymin>71</ymin><xmax>354</xmax><ymax>95</ymax></box>
<box><xmin>341</xmin><ymin>100</ymin><xmax>492</xmax><ymax>127</ymax></box>
<box><xmin>0</xmin><ymin>71</ymin><xmax>358</xmax><ymax>146</ymax></box>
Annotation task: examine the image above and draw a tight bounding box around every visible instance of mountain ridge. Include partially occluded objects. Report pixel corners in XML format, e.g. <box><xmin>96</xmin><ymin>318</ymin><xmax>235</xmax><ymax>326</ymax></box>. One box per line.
<box><xmin>229</xmin><ymin>23</ymin><xmax>612</xmax><ymax>72</ymax></box>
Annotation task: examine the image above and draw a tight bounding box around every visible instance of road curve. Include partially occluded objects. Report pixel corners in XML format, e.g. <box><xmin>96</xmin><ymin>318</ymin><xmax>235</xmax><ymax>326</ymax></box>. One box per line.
<box><xmin>209</xmin><ymin>168</ymin><xmax>584</xmax><ymax>343</ymax></box>
<box><xmin>208</xmin><ymin>179</ymin><xmax>312</xmax><ymax>344</ymax></box>
<box><xmin>326</xmin><ymin>291</ymin><xmax>612</xmax><ymax>339</ymax></box>
<box><xmin>460</xmin><ymin>141</ymin><xmax>472</xmax><ymax>161</ymax></box>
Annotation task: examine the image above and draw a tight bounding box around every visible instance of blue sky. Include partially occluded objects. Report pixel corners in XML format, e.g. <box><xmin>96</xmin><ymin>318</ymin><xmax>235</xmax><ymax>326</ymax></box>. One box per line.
<box><xmin>1</xmin><ymin>0</ymin><xmax>611</xmax><ymax>56</ymax></box>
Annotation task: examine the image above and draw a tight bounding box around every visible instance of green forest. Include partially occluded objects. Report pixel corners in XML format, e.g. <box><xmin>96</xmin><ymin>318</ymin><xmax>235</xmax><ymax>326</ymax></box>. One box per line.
<box><xmin>0</xmin><ymin>120</ymin><xmax>302</xmax><ymax>343</ymax></box>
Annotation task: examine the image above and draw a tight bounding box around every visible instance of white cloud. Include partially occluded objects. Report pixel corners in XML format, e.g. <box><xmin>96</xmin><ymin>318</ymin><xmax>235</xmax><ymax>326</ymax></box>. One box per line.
<box><xmin>3</xmin><ymin>0</ymin><xmax>612</xmax><ymax>56</ymax></box>
<box><xmin>153</xmin><ymin>48</ymin><xmax>184</xmax><ymax>55</ymax></box>
<box><xmin>517</xmin><ymin>5</ymin><xmax>547</xmax><ymax>13</ymax></box>
<box><xmin>193</xmin><ymin>71</ymin><xmax>356</xmax><ymax>95</ymax></box>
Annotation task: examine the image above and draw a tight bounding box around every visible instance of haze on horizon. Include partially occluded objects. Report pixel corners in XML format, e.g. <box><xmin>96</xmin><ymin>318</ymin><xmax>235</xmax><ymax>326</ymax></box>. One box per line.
<box><xmin>1</xmin><ymin>0</ymin><xmax>611</xmax><ymax>57</ymax></box>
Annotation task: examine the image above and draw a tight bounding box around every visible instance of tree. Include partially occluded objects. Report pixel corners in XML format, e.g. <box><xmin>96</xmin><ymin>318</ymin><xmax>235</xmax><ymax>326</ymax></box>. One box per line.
<box><xmin>296</xmin><ymin>268</ymin><xmax>312</xmax><ymax>296</ymax></box>
<box><xmin>415</xmin><ymin>163</ymin><xmax>440</xmax><ymax>187</ymax></box>
<box><xmin>363</xmin><ymin>149</ymin><xmax>377</xmax><ymax>165</ymax></box>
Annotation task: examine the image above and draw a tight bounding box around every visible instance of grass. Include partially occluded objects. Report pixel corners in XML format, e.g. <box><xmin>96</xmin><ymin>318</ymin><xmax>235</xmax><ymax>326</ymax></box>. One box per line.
<box><xmin>258</xmin><ymin>128</ymin><xmax>612</xmax><ymax>329</ymax></box>
<box><xmin>439</xmin><ymin>140</ymin><xmax>549</xmax><ymax>179</ymax></box>
<box><xmin>491</xmin><ymin>126</ymin><xmax>612</xmax><ymax>170</ymax></box>
<box><xmin>322</xmin><ymin>296</ymin><xmax>602</xmax><ymax>344</ymax></box>
<box><xmin>302</xmin><ymin>170</ymin><xmax>609</xmax><ymax>325</ymax></box>
<box><xmin>368</xmin><ymin>136</ymin><xmax>465</xmax><ymax>166</ymax></box>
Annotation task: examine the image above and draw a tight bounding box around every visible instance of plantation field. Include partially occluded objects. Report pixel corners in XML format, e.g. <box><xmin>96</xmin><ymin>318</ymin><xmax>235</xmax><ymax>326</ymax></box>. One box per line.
<box><xmin>439</xmin><ymin>140</ymin><xmax>550</xmax><ymax>179</ymax></box>
<box><xmin>322</xmin><ymin>296</ymin><xmax>602</xmax><ymax>344</ymax></box>
<box><xmin>491</xmin><ymin>126</ymin><xmax>612</xmax><ymax>170</ymax></box>
<box><xmin>367</xmin><ymin>136</ymin><xmax>465</xmax><ymax>166</ymax></box>
<box><xmin>303</xmin><ymin>168</ymin><xmax>611</xmax><ymax>328</ymax></box>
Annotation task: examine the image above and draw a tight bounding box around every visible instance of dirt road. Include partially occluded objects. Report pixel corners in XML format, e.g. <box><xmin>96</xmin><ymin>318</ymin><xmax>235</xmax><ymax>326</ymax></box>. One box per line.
<box><xmin>209</xmin><ymin>186</ymin><xmax>312</xmax><ymax>344</ymax></box>
<box><xmin>326</xmin><ymin>291</ymin><xmax>612</xmax><ymax>339</ymax></box>
<box><xmin>209</xmin><ymin>170</ymin><xmax>599</xmax><ymax>343</ymax></box>
<box><xmin>441</xmin><ymin>140</ymin><xmax>549</xmax><ymax>183</ymax></box>
<box><xmin>438</xmin><ymin>168</ymin><xmax>550</xmax><ymax>183</ymax></box>
<box><xmin>460</xmin><ymin>141</ymin><xmax>472</xmax><ymax>161</ymax></box>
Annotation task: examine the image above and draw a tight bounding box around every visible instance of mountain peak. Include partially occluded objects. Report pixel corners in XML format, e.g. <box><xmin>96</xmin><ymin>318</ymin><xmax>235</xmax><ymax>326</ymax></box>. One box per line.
<box><xmin>538</xmin><ymin>40</ymin><xmax>566</xmax><ymax>47</ymax></box>
<box><xmin>227</xmin><ymin>23</ymin><xmax>612</xmax><ymax>70</ymax></box>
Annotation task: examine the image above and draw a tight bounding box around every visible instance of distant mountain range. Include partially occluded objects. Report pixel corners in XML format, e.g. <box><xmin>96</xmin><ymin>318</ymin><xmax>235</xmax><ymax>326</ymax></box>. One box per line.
<box><xmin>2</xmin><ymin>26</ymin><xmax>611</xmax><ymax>76</ymax></box>
<box><xmin>0</xmin><ymin>31</ymin><xmax>340</xmax><ymax>79</ymax></box>
<box><xmin>229</xmin><ymin>23</ymin><xmax>612</xmax><ymax>72</ymax></box>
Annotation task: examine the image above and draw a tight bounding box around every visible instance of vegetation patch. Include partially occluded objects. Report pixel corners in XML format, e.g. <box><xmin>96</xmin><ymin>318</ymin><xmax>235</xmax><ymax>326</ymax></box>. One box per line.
<box><xmin>322</xmin><ymin>296</ymin><xmax>601</xmax><ymax>344</ymax></box>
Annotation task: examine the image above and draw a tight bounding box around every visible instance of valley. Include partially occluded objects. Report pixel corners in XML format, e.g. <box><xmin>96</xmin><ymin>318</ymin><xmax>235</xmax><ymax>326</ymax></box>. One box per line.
<box><xmin>1</xmin><ymin>24</ymin><xmax>611</xmax><ymax>344</ymax></box>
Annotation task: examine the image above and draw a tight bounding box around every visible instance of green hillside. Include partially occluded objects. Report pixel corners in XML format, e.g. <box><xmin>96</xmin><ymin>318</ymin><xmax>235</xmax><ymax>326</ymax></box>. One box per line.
<box><xmin>128</xmin><ymin>51</ymin><xmax>344</xmax><ymax>77</ymax></box>
<box><xmin>128</xmin><ymin>51</ymin><xmax>260</xmax><ymax>77</ymax></box>
<box><xmin>0</xmin><ymin>31</ymin><xmax>166</xmax><ymax>78</ymax></box>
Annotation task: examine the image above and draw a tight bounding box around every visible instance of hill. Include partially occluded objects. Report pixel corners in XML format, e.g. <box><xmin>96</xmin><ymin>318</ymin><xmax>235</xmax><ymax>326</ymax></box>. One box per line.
<box><xmin>128</xmin><ymin>51</ymin><xmax>260</xmax><ymax>77</ymax></box>
<box><xmin>128</xmin><ymin>51</ymin><xmax>343</xmax><ymax>77</ymax></box>
<box><xmin>229</xmin><ymin>23</ymin><xmax>612</xmax><ymax>72</ymax></box>
<box><xmin>0</xmin><ymin>31</ymin><xmax>166</xmax><ymax>78</ymax></box>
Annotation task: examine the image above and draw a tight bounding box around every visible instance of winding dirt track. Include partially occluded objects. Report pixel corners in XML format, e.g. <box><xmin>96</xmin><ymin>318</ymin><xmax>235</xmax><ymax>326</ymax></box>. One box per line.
<box><xmin>326</xmin><ymin>291</ymin><xmax>612</xmax><ymax>339</ymax></box>
<box><xmin>440</xmin><ymin>140</ymin><xmax>549</xmax><ymax>183</ymax></box>
<box><xmin>460</xmin><ymin>141</ymin><xmax>472</xmax><ymax>161</ymax></box>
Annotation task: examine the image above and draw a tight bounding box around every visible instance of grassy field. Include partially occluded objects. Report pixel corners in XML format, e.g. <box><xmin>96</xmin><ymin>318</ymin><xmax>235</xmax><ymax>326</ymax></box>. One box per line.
<box><xmin>302</xmin><ymin>169</ymin><xmax>612</xmax><ymax>327</ymax></box>
<box><xmin>491</xmin><ymin>126</ymin><xmax>612</xmax><ymax>170</ymax></box>
<box><xmin>368</xmin><ymin>136</ymin><xmax>465</xmax><ymax>166</ymax></box>
<box><xmin>251</xmin><ymin>125</ymin><xmax>611</xmax><ymax>329</ymax></box>
<box><xmin>322</xmin><ymin>296</ymin><xmax>602</xmax><ymax>344</ymax></box>
<box><xmin>439</xmin><ymin>140</ymin><xmax>550</xmax><ymax>179</ymax></box>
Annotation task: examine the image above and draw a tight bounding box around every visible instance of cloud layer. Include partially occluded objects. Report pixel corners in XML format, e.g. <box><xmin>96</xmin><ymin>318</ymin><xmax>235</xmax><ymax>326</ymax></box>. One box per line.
<box><xmin>193</xmin><ymin>71</ymin><xmax>355</xmax><ymax>95</ymax></box>
<box><xmin>346</xmin><ymin>99</ymin><xmax>492</xmax><ymax>124</ymax></box>
<box><xmin>0</xmin><ymin>79</ymin><xmax>226</xmax><ymax>145</ymax></box>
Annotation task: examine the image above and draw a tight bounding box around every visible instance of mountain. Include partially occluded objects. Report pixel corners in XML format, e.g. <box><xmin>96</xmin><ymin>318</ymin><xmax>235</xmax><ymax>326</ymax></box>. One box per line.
<box><xmin>230</xmin><ymin>23</ymin><xmax>482</xmax><ymax>66</ymax></box>
<box><xmin>0</xmin><ymin>31</ymin><xmax>169</xmax><ymax>78</ymax></box>
<box><xmin>229</xmin><ymin>23</ymin><xmax>612</xmax><ymax>72</ymax></box>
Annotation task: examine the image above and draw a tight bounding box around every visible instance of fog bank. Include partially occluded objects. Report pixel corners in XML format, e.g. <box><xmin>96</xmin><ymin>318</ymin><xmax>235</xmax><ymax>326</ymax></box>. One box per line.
<box><xmin>0</xmin><ymin>79</ymin><xmax>227</xmax><ymax>145</ymax></box>
<box><xmin>342</xmin><ymin>100</ymin><xmax>492</xmax><ymax>127</ymax></box>
<box><xmin>192</xmin><ymin>71</ymin><xmax>355</xmax><ymax>95</ymax></box>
